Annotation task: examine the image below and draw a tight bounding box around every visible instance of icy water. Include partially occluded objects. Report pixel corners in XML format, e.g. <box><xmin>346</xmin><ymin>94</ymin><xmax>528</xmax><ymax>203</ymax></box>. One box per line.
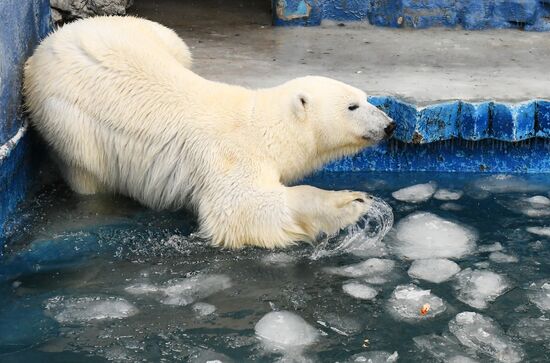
<box><xmin>1</xmin><ymin>172</ymin><xmax>550</xmax><ymax>362</ymax></box>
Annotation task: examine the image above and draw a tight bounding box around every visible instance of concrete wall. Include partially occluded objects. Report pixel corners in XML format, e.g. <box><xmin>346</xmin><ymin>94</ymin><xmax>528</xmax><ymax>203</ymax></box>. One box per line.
<box><xmin>273</xmin><ymin>0</ymin><xmax>550</xmax><ymax>30</ymax></box>
<box><xmin>0</xmin><ymin>0</ymin><xmax>51</xmax><ymax>250</ymax></box>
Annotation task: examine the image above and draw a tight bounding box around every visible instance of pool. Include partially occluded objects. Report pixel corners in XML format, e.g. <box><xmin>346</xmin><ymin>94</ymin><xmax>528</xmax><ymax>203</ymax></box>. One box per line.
<box><xmin>1</xmin><ymin>172</ymin><xmax>549</xmax><ymax>362</ymax></box>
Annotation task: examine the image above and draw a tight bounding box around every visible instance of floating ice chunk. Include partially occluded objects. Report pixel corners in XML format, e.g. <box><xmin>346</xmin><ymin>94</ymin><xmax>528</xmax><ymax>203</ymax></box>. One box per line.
<box><xmin>509</xmin><ymin>317</ymin><xmax>550</xmax><ymax>347</ymax></box>
<box><xmin>312</xmin><ymin>197</ymin><xmax>393</xmax><ymax>259</ymax></box>
<box><xmin>434</xmin><ymin>189</ymin><xmax>463</xmax><ymax>201</ymax></box>
<box><xmin>449</xmin><ymin>312</ymin><xmax>524</xmax><ymax>363</ymax></box>
<box><xmin>324</xmin><ymin>258</ymin><xmax>395</xmax><ymax>278</ymax></box>
<box><xmin>524</xmin><ymin>195</ymin><xmax>550</xmax><ymax>206</ymax></box>
<box><xmin>188</xmin><ymin>349</ymin><xmax>235</xmax><ymax>363</ymax></box>
<box><xmin>526</xmin><ymin>226</ymin><xmax>550</xmax><ymax>237</ymax></box>
<box><xmin>527</xmin><ymin>280</ymin><xmax>550</xmax><ymax>312</ymax></box>
<box><xmin>45</xmin><ymin>296</ymin><xmax>138</xmax><ymax>323</ymax></box>
<box><xmin>255</xmin><ymin>311</ymin><xmax>319</xmax><ymax>352</ymax></box>
<box><xmin>342</xmin><ymin>282</ymin><xmax>377</xmax><ymax>300</ymax></box>
<box><xmin>453</xmin><ymin>269</ymin><xmax>510</xmax><ymax>309</ymax></box>
<box><xmin>471</xmin><ymin>175</ymin><xmax>544</xmax><ymax>194</ymax></box>
<box><xmin>316</xmin><ymin>313</ymin><xmax>362</xmax><ymax>336</ymax></box>
<box><xmin>520</xmin><ymin>208</ymin><xmax>550</xmax><ymax>217</ymax></box>
<box><xmin>408</xmin><ymin>259</ymin><xmax>461</xmax><ymax>283</ymax></box>
<box><xmin>126</xmin><ymin>274</ymin><xmax>232</xmax><ymax>306</ymax></box>
<box><xmin>387</xmin><ymin>284</ymin><xmax>446</xmax><ymax>322</ymax></box>
<box><xmin>478</xmin><ymin>242</ymin><xmax>503</xmax><ymax>253</ymax></box>
<box><xmin>392</xmin><ymin>182</ymin><xmax>437</xmax><ymax>203</ymax></box>
<box><xmin>392</xmin><ymin>212</ymin><xmax>477</xmax><ymax>260</ymax></box>
<box><xmin>489</xmin><ymin>252</ymin><xmax>518</xmax><ymax>263</ymax></box>
<box><xmin>414</xmin><ymin>334</ymin><xmax>479</xmax><ymax>363</ymax></box>
<box><xmin>262</xmin><ymin>253</ymin><xmax>296</xmax><ymax>266</ymax></box>
<box><xmin>440</xmin><ymin>202</ymin><xmax>463</xmax><ymax>211</ymax></box>
<box><xmin>347</xmin><ymin>351</ymin><xmax>399</xmax><ymax>363</ymax></box>
<box><xmin>473</xmin><ymin>261</ymin><xmax>490</xmax><ymax>269</ymax></box>
<box><xmin>192</xmin><ymin>302</ymin><xmax>216</xmax><ymax>316</ymax></box>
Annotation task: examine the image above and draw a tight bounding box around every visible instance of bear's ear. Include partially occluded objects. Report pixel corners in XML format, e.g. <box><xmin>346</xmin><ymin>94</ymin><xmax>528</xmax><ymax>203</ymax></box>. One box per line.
<box><xmin>291</xmin><ymin>92</ymin><xmax>310</xmax><ymax>121</ymax></box>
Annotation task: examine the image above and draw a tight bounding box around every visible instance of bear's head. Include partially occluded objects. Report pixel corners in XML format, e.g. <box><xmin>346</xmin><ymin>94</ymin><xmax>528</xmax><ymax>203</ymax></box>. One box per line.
<box><xmin>284</xmin><ymin>76</ymin><xmax>395</xmax><ymax>164</ymax></box>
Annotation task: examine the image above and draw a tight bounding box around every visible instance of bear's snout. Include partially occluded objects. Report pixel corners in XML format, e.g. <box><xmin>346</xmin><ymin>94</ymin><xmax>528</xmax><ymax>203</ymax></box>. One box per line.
<box><xmin>384</xmin><ymin>122</ymin><xmax>396</xmax><ymax>138</ymax></box>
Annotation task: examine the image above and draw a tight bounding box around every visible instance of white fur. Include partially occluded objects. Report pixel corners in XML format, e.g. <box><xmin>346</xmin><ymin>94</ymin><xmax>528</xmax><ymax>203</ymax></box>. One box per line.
<box><xmin>24</xmin><ymin>16</ymin><xmax>393</xmax><ymax>249</ymax></box>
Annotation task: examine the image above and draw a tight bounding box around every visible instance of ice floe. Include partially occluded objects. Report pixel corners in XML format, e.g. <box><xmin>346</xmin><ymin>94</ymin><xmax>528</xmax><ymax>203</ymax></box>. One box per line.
<box><xmin>192</xmin><ymin>302</ymin><xmax>216</xmax><ymax>316</ymax></box>
<box><xmin>527</xmin><ymin>280</ymin><xmax>550</xmax><ymax>312</ymax></box>
<box><xmin>342</xmin><ymin>282</ymin><xmax>378</xmax><ymax>300</ymax></box>
<box><xmin>478</xmin><ymin>242</ymin><xmax>503</xmax><ymax>253</ymax></box>
<box><xmin>45</xmin><ymin>296</ymin><xmax>138</xmax><ymax>323</ymax></box>
<box><xmin>526</xmin><ymin>226</ymin><xmax>550</xmax><ymax>237</ymax></box>
<box><xmin>471</xmin><ymin>175</ymin><xmax>544</xmax><ymax>194</ymax></box>
<box><xmin>453</xmin><ymin>269</ymin><xmax>510</xmax><ymax>309</ymax></box>
<box><xmin>347</xmin><ymin>351</ymin><xmax>399</xmax><ymax>362</ymax></box>
<box><xmin>392</xmin><ymin>182</ymin><xmax>437</xmax><ymax>203</ymax></box>
<box><xmin>392</xmin><ymin>212</ymin><xmax>477</xmax><ymax>260</ymax></box>
<box><xmin>125</xmin><ymin>274</ymin><xmax>232</xmax><ymax>306</ymax></box>
<box><xmin>262</xmin><ymin>253</ymin><xmax>297</xmax><ymax>266</ymax></box>
<box><xmin>324</xmin><ymin>258</ymin><xmax>395</xmax><ymax>278</ymax></box>
<box><xmin>449</xmin><ymin>312</ymin><xmax>524</xmax><ymax>363</ymax></box>
<box><xmin>440</xmin><ymin>202</ymin><xmax>464</xmax><ymax>211</ymax></box>
<box><xmin>414</xmin><ymin>334</ymin><xmax>479</xmax><ymax>363</ymax></box>
<box><xmin>509</xmin><ymin>317</ymin><xmax>550</xmax><ymax>348</ymax></box>
<box><xmin>387</xmin><ymin>284</ymin><xmax>446</xmax><ymax>322</ymax></box>
<box><xmin>434</xmin><ymin>189</ymin><xmax>463</xmax><ymax>201</ymax></box>
<box><xmin>255</xmin><ymin>311</ymin><xmax>319</xmax><ymax>352</ymax></box>
<box><xmin>489</xmin><ymin>252</ymin><xmax>518</xmax><ymax>263</ymax></box>
<box><xmin>407</xmin><ymin>258</ymin><xmax>461</xmax><ymax>283</ymax></box>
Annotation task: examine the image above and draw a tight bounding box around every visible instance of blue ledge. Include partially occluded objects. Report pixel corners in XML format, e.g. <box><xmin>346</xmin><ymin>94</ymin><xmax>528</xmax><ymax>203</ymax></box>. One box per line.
<box><xmin>0</xmin><ymin>0</ymin><xmax>51</xmax><ymax>253</ymax></box>
<box><xmin>367</xmin><ymin>97</ymin><xmax>550</xmax><ymax>143</ymax></box>
<box><xmin>273</xmin><ymin>0</ymin><xmax>550</xmax><ymax>31</ymax></box>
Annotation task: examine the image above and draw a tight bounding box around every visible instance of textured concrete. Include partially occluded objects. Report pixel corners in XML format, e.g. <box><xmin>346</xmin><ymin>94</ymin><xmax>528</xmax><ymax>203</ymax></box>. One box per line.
<box><xmin>130</xmin><ymin>0</ymin><xmax>550</xmax><ymax>104</ymax></box>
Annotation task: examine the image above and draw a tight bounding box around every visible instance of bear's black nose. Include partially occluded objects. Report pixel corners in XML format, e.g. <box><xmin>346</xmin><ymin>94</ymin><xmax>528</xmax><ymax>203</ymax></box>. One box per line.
<box><xmin>384</xmin><ymin>122</ymin><xmax>396</xmax><ymax>138</ymax></box>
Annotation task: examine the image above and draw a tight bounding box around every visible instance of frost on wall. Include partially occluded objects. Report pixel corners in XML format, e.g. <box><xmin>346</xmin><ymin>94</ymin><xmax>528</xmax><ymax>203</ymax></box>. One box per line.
<box><xmin>51</xmin><ymin>0</ymin><xmax>134</xmax><ymax>25</ymax></box>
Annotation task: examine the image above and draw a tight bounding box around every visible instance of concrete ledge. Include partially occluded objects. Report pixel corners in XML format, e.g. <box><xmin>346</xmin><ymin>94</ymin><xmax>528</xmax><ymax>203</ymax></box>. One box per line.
<box><xmin>273</xmin><ymin>0</ymin><xmax>550</xmax><ymax>31</ymax></box>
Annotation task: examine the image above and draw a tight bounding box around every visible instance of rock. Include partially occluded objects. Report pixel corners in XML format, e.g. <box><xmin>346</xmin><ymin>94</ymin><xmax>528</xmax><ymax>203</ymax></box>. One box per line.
<box><xmin>51</xmin><ymin>0</ymin><xmax>133</xmax><ymax>25</ymax></box>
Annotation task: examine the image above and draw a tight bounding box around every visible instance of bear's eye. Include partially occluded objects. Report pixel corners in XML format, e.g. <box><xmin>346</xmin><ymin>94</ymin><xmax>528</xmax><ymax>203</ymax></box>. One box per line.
<box><xmin>348</xmin><ymin>104</ymin><xmax>359</xmax><ymax>111</ymax></box>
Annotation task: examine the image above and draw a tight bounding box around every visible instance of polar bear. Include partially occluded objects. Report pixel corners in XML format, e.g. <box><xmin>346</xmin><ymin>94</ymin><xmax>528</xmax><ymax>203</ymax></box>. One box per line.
<box><xmin>24</xmin><ymin>16</ymin><xmax>395</xmax><ymax>249</ymax></box>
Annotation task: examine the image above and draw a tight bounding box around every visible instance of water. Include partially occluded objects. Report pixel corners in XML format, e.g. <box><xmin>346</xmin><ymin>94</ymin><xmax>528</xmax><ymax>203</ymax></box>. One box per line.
<box><xmin>1</xmin><ymin>172</ymin><xmax>550</xmax><ymax>362</ymax></box>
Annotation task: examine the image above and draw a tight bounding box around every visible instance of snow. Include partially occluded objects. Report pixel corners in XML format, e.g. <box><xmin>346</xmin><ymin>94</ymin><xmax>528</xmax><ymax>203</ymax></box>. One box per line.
<box><xmin>192</xmin><ymin>302</ymin><xmax>216</xmax><ymax>316</ymax></box>
<box><xmin>392</xmin><ymin>182</ymin><xmax>437</xmax><ymax>203</ymax></box>
<box><xmin>407</xmin><ymin>258</ymin><xmax>461</xmax><ymax>283</ymax></box>
<box><xmin>392</xmin><ymin>212</ymin><xmax>477</xmax><ymax>260</ymax></box>
<box><xmin>387</xmin><ymin>284</ymin><xmax>446</xmax><ymax>322</ymax></box>
<box><xmin>527</xmin><ymin>280</ymin><xmax>550</xmax><ymax>312</ymax></box>
<box><xmin>45</xmin><ymin>296</ymin><xmax>138</xmax><ymax>323</ymax></box>
<box><xmin>453</xmin><ymin>269</ymin><xmax>510</xmax><ymax>309</ymax></box>
<box><xmin>471</xmin><ymin>175</ymin><xmax>544</xmax><ymax>194</ymax></box>
<box><xmin>526</xmin><ymin>226</ymin><xmax>550</xmax><ymax>237</ymax></box>
<box><xmin>449</xmin><ymin>312</ymin><xmax>524</xmax><ymax>363</ymax></box>
<box><xmin>125</xmin><ymin>274</ymin><xmax>232</xmax><ymax>306</ymax></box>
<box><xmin>342</xmin><ymin>282</ymin><xmax>378</xmax><ymax>300</ymax></box>
<box><xmin>347</xmin><ymin>351</ymin><xmax>399</xmax><ymax>362</ymax></box>
<box><xmin>414</xmin><ymin>334</ymin><xmax>479</xmax><ymax>363</ymax></box>
<box><xmin>255</xmin><ymin>311</ymin><xmax>319</xmax><ymax>352</ymax></box>
<box><xmin>489</xmin><ymin>252</ymin><xmax>518</xmax><ymax>263</ymax></box>
<box><xmin>434</xmin><ymin>189</ymin><xmax>463</xmax><ymax>201</ymax></box>
<box><xmin>324</xmin><ymin>258</ymin><xmax>395</xmax><ymax>278</ymax></box>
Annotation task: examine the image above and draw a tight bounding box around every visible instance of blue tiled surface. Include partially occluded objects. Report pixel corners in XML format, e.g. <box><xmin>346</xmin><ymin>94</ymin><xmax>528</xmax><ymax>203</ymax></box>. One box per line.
<box><xmin>0</xmin><ymin>0</ymin><xmax>51</xmax><ymax>252</ymax></box>
<box><xmin>273</xmin><ymin>0</ymin><xmax>550</xmax><ymax>30</ymax></box>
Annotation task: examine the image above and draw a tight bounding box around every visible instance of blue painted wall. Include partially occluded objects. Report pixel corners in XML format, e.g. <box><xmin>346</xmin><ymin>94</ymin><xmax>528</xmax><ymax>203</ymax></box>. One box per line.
<box><xmin>273</xmin><ymin>0</ymin><xmax>550</xmax><ymax>30</ymax></box>
<box><xmin>0</xmin><ymin>0</ymin><xmax>51</xmax><ymax>252</ymax></box>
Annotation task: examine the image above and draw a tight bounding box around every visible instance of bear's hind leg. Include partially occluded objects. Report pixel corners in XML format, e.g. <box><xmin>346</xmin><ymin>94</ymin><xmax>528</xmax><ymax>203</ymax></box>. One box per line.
<box><xmin>61</xmin><ymin>164</ymin><xmax>105</xmax><ymax>195</ymax></box>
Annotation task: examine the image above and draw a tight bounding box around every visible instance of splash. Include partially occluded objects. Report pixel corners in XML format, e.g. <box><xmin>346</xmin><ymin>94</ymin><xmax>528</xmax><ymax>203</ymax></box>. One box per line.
<box><xmin>311</xmin><ymin>197</ymin><xmax>393</xmax><ymax>259</ymax></box>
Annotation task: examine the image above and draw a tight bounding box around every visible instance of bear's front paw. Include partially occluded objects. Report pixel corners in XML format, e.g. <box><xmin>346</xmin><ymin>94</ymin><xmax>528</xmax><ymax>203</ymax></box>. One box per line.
<box><xmin>328</xmin><ymin>190</ymin><xmax>373</xmax><ymax>232</ymax></box>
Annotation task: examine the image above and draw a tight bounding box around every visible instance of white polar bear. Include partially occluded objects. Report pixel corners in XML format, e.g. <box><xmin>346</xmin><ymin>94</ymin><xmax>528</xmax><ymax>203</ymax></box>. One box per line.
<box><xmin>24</xmin><ymin>16</ymin><xmax>395</xmax><ymax>249</ymax></box>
